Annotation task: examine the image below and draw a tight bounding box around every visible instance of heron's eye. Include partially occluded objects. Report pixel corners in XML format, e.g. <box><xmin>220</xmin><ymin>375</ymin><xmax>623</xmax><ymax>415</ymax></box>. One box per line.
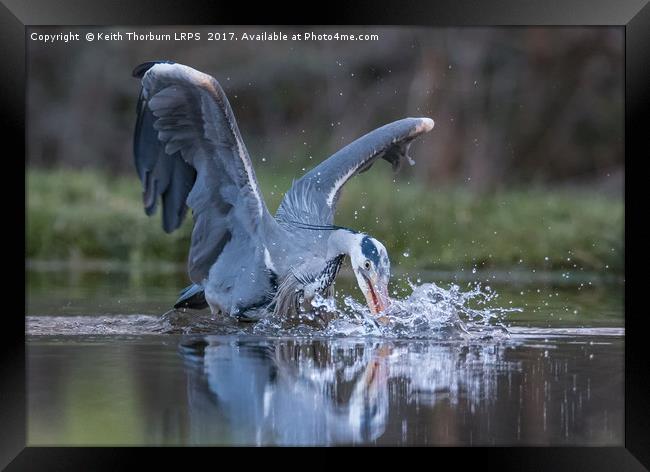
<box><xmin>364</xmin><ymin>260</ymin><xmax>372</xmax><ymax>270</ymax></box>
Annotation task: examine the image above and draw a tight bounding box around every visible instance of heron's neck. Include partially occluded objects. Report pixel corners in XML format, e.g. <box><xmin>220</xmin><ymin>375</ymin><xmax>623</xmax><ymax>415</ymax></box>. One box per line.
<box><xmin>326</xmin><ymin>229</ymin><xmax>358</xmax><ymax>259</ymax></box>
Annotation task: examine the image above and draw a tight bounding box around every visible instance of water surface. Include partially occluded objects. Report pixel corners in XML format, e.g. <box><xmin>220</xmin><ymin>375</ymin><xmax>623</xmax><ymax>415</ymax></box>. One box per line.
<box><xmin>26</xmin><ymin>267</ymin><xmax>623</xmax><ymax>446</ymax></box>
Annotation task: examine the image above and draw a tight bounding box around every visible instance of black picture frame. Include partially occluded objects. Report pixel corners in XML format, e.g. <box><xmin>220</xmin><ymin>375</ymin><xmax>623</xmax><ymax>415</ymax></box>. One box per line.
<box><xmin>4</xmin><ymin>0</ymin><xmax>647</xmax><ymax>468</ymax></box>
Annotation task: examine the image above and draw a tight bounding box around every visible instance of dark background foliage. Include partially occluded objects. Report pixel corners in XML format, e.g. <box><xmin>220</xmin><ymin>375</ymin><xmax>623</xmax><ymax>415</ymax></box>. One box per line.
<box><xmin>28</xmin><ymin>26</ymin><xmax>623</xmax><ymax>193</ymax></box>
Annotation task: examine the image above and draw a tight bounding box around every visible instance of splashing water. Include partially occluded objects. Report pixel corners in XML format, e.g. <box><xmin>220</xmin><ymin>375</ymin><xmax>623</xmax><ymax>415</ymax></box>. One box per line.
<box><xmin>250</xmin><ymin>280</ymin><xmax>519</xmax><ymax>340</ymax></box>
<box><xmin>337</xmin><ymin>281</ymin><xmax>518</xmax><ymax>339</ymax></box>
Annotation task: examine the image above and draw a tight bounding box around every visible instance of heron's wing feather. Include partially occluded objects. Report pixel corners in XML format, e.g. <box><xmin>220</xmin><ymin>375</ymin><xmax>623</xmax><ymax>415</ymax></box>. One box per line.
<box><xmin>134</xmin><ymin>62</ymin><xmax>272</xmax><ymax>283</ymax></box>
<box><xmin>275</xmin><ymin>118</ymin><xmax>434</xmax><ymax>226</ymax></box>
<box><xmin>174</xmin><ymin>283</ymin><xmax>209</xmax><ymax>310</ymax></box>
<box><xmin>134</xmin><ymin>85</ymin><xmax>197</xmax><ymax>229</ymax></box>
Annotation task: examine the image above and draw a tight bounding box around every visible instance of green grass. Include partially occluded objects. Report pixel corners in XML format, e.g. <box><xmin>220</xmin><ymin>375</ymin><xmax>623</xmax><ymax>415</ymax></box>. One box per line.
<box><xmin>26</xmin><ymin>168</ymin><xmax>623</xmax><ymax>273</ymax></box>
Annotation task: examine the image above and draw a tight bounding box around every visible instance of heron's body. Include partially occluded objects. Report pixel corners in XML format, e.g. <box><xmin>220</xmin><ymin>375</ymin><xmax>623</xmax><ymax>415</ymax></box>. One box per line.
<box><xmin>132</xmin><ymin>61</ymin><xmax>433</xmax><ymax>320</ymax></box>
<box><xmin>201</xmin><ymin>223</ymin><xmax>334</xmax><ymax>318</ymax></box>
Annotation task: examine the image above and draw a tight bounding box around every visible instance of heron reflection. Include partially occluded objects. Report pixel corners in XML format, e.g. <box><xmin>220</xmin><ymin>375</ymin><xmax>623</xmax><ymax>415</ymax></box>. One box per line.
<box><xmin>179</xmin><ymin>337</ymin><xmax>518</xmax><ymax>445</ymax></box>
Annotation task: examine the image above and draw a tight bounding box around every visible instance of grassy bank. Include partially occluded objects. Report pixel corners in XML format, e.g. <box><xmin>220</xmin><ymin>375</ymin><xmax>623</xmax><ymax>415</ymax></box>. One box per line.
<box><xmin>26</xmin><ymin>169</ymin><xmax>623</xmax><ymax>274</ymax></box>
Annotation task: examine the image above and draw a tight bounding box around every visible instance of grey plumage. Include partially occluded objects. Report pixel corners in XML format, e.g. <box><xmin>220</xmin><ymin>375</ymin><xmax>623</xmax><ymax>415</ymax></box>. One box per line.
<box><xmin>269</xmin><ymin>254</ymin><xmax>344</xmax><ymax>318</ymax></box>
<box><xmin>132</xmin><ymin>61</ymin><xmax>434</xmax><ymax>319</ymax></box>
<box><xmin>276</xmin><ymin>119</ymin><xmax>429</xmax><ymax>227</ymax></box>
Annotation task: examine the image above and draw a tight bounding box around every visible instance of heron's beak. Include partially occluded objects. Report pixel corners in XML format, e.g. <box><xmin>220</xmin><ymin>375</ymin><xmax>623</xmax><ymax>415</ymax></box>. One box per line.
<box><xmin>361</xmin><ymin>273</ymin><xmax>390</xmax><ymax>315</ymax></box>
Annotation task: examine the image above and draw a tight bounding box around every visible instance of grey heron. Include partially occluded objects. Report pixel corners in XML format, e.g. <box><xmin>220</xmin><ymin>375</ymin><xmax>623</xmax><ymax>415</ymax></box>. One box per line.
<box><xmin>133</xmin><ymin>61</ymin><xmax>434</xmax><ymax>320</ymax></box>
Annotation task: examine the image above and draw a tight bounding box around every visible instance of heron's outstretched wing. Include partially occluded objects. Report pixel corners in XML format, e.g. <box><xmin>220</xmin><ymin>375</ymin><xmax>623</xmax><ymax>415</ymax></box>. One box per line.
<box><xmin>133</xmin><ymin>61</ymin><xmax>272</xmax><ymax>284</ymax></box>
<box><xmin>275</xmin><ymin>117</ymin><xmax>434</xmax><ymax>226</ymax></box>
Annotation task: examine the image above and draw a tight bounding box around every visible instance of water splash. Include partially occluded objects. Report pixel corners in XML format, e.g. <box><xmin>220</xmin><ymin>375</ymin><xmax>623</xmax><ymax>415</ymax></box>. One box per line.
<box><xmin>332</xmin><ymin>281</ymin><xmax>518</xmax><ymax>339</ymax></box>
<box><xmin>248</xmin><ymin>280</ymin><xmax>519</xmax><ymax>339</ymax></box>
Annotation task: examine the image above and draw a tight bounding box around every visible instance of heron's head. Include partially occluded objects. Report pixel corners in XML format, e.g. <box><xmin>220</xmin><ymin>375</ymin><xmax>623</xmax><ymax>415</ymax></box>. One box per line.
<box><xmin>349</xmin><ymin>235</ymin><xmax>391</xmax><ymax>315</ymax></box>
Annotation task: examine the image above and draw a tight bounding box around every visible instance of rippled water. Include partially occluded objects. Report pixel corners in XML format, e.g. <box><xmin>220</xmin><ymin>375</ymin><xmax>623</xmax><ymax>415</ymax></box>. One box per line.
<box><xmin>26</xmin><ymin>267</ymin><xmax>624</xmax><ymax>445</ymax></box>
